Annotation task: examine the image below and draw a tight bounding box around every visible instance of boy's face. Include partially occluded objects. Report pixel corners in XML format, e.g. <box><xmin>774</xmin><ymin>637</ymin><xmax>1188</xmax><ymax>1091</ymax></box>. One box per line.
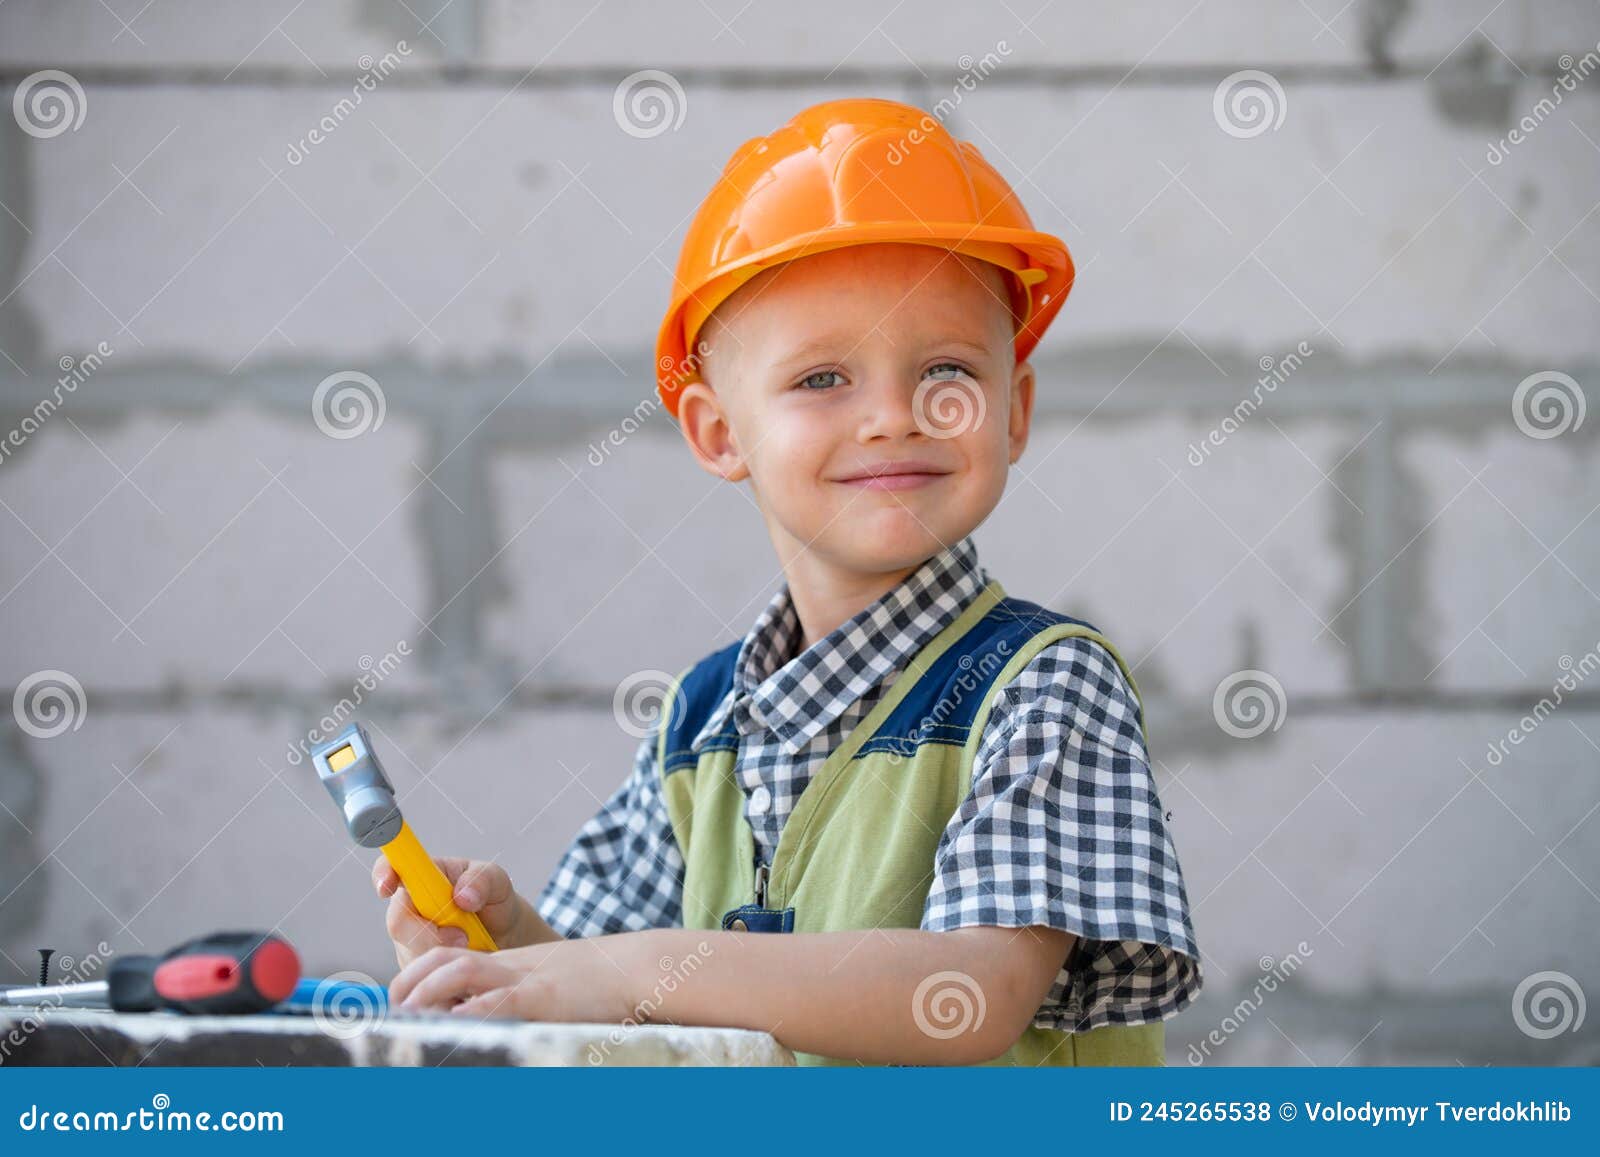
<box><xmin>676</xmin><ymin>243</ymin><xmax>1036</xmax><ymax>578</ymax></box>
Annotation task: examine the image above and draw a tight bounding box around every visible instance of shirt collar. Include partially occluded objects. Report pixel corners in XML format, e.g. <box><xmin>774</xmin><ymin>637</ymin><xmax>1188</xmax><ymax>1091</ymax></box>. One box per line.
<box><xmin>691</xmin><ymin>535</ymin><xmax>991</xmax><ymax>756</ymax></box>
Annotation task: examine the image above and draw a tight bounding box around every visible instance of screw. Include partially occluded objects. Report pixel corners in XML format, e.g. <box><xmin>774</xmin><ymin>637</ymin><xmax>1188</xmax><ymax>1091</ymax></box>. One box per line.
<box><xmin>37</xmin><ymin>948</ymin><xmax>54</xmax><ymax>986</ymax></box>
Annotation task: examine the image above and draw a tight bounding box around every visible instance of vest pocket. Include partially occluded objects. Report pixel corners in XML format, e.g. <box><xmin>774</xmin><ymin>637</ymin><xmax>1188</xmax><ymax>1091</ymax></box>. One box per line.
<box><xmin>719</xmin><ymin>904</ymin><xmax>796</xmax><ymax>933</ymax></box>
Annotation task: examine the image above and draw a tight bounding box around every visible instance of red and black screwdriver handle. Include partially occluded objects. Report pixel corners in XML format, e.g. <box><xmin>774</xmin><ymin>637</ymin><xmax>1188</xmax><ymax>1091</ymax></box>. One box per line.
<box><xmin>108</xmin><ymin>930</ymin><xmax>301</xmax><ymax>1014</ymax></box>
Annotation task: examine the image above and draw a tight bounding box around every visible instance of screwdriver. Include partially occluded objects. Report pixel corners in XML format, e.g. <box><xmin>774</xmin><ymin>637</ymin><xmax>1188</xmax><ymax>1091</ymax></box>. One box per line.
<box><xmin>0</xmin><ymin>931</ymin><xmax>300</xmax><ymax>1014</ymax></box>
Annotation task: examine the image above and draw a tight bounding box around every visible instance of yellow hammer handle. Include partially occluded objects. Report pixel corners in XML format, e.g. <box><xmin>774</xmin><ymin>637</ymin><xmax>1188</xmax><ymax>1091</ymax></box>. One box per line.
<box><xmin>382</xmin><ymin>820</ymin><xmax>498</xmax><ymax>952</ymax></box>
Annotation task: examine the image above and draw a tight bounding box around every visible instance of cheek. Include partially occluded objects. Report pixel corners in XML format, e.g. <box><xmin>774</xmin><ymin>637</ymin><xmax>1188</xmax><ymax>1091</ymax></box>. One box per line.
<box><xmin>757</xmin><ymin>410</ymin><xmax>835</xmax><ymax>479</ymax></box>
<box><xmin>946</xmin><ymin>424</ymin><xmax>1013</xmax><ymax>504</ymax></box>
<box><xmin>959</xmin><ymin>410</ymin><xmax>1012</xmax><ymax>466</ymax></box>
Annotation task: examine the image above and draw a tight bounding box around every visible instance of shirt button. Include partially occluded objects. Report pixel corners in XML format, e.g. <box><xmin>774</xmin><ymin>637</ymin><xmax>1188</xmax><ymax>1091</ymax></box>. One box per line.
<box><xmin>748</xmin><ymin>785</ymin><xmax>772</xmax><ymax>815</ymax></box>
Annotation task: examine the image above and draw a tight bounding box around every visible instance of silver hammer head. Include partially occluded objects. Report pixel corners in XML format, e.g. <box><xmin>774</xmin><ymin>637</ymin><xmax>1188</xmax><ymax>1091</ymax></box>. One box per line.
<box><xmin>310</xmin><ymin>722</ymin><xmax>404</xmax><ymax>848</ymax></box>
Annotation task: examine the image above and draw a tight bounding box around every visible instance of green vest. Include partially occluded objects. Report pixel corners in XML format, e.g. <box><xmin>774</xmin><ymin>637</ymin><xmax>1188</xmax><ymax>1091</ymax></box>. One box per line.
<box><xmin>656</xmin><ymin>579</ymin><xmax>1165</xmax><ymax>1066</ymax></box>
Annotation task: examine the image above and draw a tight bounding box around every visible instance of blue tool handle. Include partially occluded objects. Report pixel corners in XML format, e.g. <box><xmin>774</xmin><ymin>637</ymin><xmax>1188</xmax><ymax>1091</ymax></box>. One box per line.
<box><xmin>270</xmin><ymin>976</ymin><xmax>389</xmax><ymax>1015</ymax></box>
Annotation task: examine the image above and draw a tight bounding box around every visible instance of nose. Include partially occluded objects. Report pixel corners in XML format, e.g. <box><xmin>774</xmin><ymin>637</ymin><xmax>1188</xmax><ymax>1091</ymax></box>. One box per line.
<box><xmin>852</xmin><ymin>366</ymin><xmax>926</xmax><ymax>444</ymax></box>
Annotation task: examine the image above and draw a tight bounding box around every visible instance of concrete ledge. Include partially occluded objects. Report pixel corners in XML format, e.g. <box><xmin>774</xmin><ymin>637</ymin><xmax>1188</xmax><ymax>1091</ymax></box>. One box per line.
<box><xmin>0</xmin><ymin>1008</ymin><xmax>795</xmax><ymax>1067</ymax></box>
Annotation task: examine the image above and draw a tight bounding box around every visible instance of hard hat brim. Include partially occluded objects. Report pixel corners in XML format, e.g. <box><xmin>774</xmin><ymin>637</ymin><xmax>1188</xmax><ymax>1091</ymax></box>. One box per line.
<box><xmin>656</xmin><ymin>224</ymin><xmax>1073</xmax><ymax>420</ymax></box>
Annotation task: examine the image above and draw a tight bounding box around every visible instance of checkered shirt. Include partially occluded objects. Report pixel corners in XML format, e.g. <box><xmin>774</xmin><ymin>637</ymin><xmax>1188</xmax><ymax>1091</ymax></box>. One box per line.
<box><xmin>538</xmin><ymin>535</ymin><xmax>1203</xmax><ymax>1032</ymax></box>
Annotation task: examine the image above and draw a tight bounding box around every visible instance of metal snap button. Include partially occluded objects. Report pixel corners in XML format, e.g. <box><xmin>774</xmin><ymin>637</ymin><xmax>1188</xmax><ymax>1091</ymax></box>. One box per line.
<box><xmin>729</xmin><ymin>918</ymin><xmax>748</xmax><ymax>931</ymax></box>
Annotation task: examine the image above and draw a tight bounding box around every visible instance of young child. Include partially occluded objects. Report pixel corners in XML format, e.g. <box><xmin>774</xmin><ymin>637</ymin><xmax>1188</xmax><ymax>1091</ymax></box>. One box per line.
<box><xmin>380</xmin><ymin>97</ymin><xmax>1202</xmax><ymax>1066</ymax></box>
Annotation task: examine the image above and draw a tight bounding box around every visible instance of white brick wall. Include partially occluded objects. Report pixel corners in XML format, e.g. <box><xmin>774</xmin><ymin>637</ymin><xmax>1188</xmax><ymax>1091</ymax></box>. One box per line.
<box><xmin>13</xmin><ymin>79</ymin><xmax>1599</xmax><ymax>365</ymax></box>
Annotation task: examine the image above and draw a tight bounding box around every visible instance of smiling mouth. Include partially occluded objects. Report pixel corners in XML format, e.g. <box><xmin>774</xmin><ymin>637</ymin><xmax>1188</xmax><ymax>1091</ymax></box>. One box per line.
<box><xmin>833</xmin><ymin>465</ymin><xmax>953</xmax><ymax>491</ymax></box>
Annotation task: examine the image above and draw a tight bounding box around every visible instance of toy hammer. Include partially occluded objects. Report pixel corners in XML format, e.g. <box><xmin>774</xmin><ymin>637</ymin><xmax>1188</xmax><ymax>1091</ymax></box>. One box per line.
<box><xmin>310</xmin><ymin>722</ymin><xmax>498</xmax><ymax>953</ymax></box>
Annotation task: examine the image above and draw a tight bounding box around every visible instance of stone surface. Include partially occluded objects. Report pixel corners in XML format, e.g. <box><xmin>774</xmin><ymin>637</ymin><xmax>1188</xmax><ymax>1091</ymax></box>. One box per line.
<box><xmin>0</xmin><ymin>2</ymin><xmax>449</xmax><ymax>70</ymax></box>
<box><xmin>3</xmin><ymin>1</ymin><xmax>1587</xmax><ymax>71</ymax></box>
<box><xmin>1404</xmin><ymin>427</ymin><xmax>1600</xmax><ymax>691</ymax></box>
<box><xmin>9</xmin><ymin>79</ymin><xmax>1596</xmax><ymax>370</ymax></box>
<box><xmin>0</xmin><ymin>404</ymin><xmax>431</xmax><ymax>692</ymax></box>
<box><xmin>480</xmin><ymin>0</ymin><xmax>1593</xmax><ymax>70</ymax></box>
<box><xmin>959</xmin><ymin>81</ymin><xmax>1600</xmax><ymax>367</ymax></box>
<box><xmin>0</xmin><ymin>1007</ymin><xmax>793</xmax><ymax>1066</ymax></box>
<box><xmin>1166</xmin><ymin>710</ymin><xmax>1600</xmax><ymax>995</ymax></box>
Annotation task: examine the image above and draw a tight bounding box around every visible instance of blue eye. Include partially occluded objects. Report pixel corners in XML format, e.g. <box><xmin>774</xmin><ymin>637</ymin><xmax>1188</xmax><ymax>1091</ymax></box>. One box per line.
<box><xmin>926</xmin><ymin>362</ymin><xmax>972</xmax><ymax>380</ymax></box>
<box><xmin>798</xmin><ymin>370</ymin><xmax>843</xmax><ymax>391</ymax></box>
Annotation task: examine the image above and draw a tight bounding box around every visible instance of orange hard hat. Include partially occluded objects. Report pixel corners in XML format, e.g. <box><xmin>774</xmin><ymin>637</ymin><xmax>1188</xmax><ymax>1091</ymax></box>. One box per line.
<box><xmin>654</xmin><ymin>97</ymin><xmax>1074</xmax><ymax>420</ymax></box>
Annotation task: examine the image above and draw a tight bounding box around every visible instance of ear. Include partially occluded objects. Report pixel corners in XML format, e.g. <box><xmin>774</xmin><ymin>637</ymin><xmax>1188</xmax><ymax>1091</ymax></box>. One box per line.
<box><xmin>1007</xmin><ymin>358</ymin><xmax>1035</xmax><ymax>465</ymax></box>
<box><xmin>676</xmin><ymin>381</ymin><xmax>750</xmax><ymax>482</ymax></box>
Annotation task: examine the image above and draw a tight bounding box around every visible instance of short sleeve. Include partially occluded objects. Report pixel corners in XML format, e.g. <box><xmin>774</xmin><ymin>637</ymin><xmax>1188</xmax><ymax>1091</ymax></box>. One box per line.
<box><xmin>921</xmin><ymin>634</ymin><xmax>1203</xmax><ymax>1032</ymax></box>
<box><xmin>536</xmin><ymin>727</ymin><xmax>686</xmax><ymax>937</ymax></box>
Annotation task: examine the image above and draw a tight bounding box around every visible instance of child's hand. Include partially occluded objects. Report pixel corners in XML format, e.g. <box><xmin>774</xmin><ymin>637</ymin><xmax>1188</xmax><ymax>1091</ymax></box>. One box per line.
<box><xmin>389</xmin><ymin>940</ymin><xmax>633</xmax><ymax>1025</ymax></box>
<box><xmin>372</xmin><ymin>854</ymin><xmax>530</xmax><ymax>969</ymax></box>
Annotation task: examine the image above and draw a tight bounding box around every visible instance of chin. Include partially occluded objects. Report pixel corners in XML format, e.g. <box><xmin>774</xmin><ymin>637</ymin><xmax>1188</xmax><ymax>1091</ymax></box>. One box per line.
<box><xmin>828</xmin><ymin>515</ymin><xmax>969</xmax><ymax>572</ymax></box>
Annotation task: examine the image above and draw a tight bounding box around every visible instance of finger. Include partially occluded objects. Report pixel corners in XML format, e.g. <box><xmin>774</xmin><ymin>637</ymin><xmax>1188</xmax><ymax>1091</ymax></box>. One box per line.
<box><xmin>386</xmin><ymin>888</ymin><xmax>468</xmax><ymax>952</ymax></box>
<box><xmin>386</xmin><ymin>888</ymin><xmax>429</xmax><ymax>951</ymax></box>
<box><xmin>395</xmin><ymin>886</ymin><xmax>469</xmax><ymax>949</ymax></box>
<box><xmin>395</xmin><ymin>904</ymin><xmax>469</xmax><ymax>952</ymax></box>
<box><xmin>399</xmin><ymin>951</ymin><xmax>507</xmax><ymax>1010</ymax></box>
<box><xmin>449</xmin><ymin>986</ymin><xmax>521</xmax><ymax>1020</ymax></box>
<box><xmin>454</xmin><ymin>861</ymin><xmax>511</xmax><ymax>912</ymax></box>
<box><xmin>378</xmin><ymin>853</ymin><xmax>472</xmax><ymax>898</ymax></box>
<box><xmin>371</xmin><ymin>854</ymin><xmax>399</xmax><ymax>897</ymax></box>
<box><xmin>388</xmin><ymin>945</ymin><xmax>467</xmax><ymax>1006</ymax></box>
<box><xmin>431</xmin><ymin>856</ymin><xmax>473</xmax><ymax>884</ymax></box>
